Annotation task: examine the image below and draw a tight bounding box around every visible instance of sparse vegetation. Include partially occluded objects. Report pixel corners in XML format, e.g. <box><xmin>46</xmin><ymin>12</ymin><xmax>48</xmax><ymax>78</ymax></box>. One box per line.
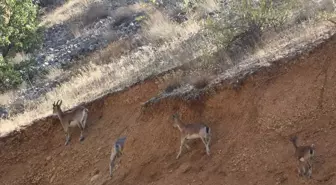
<box><xmin>165</xmin><ymin>81</ymin><xmax>182</xmax><ymax>93</ymax></box>
<box><xmin>0</xmin><ymin>0</ymin><xmax>336</xmax><ymax>136</ymax></box>
<box><xmin>191</xmin><ymin>76</ymin><xmax>209</xmax><ymax>89</ymax></box>
<box><xmin>206</xmin><ymin>0</ymin><xmax>296</xmax><ymax>50</ymax></box>
<box><xmin>0</xmin><ymin>57</ymin><xmax>22</xmax><ymax>92</ymax></box>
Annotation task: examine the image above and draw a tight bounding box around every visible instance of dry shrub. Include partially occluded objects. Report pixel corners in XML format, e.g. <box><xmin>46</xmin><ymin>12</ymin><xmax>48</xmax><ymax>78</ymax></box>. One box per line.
<box><xmin>38</xmin><ymin>0</ymin><xmax>66</xmax><ymax>8</ymax></box>
<box><xmin>82</xmin><ymin>34</ymin><xmax>148</xmax><ymax>66</ymax></box>
<box><xmin>226</xmin><ymin>25</ymin><xmax>263</xmax><ymax>62</ymax></box>
<box><xmin>94</xmin><ymin>38</ymin><xmax>133</xmax><ymax>64</ymax></box>
<box><xmin>41</xmin><ymin>0</ymin><xmax>89</xmax><ymax>27</ymax></box>
<box><xmin>188</xmin><ymin>73</ymin><xmax>211</xmax><ymax>89</ymax></box>
<box><xmin>165</xmin><ymin>81</ymin><xmax>182</xmax><ymax>93</ymax></box>
<box><xmin>46</xmin><ymin>67</ymin><xmax>64</xmax><ymax>81</ymax></box>
<box><xmin>11</xmin><ymin>52</ymin><xmax>32</xmax><ymax>64</ymax></box>
<box><xmin>110</xmin><ymin>6</ymin><xmax>136</xmax><ymax>27</ymax></box>
<box><xmin>82</xmin><ymin>2</ymin><xmax>110</xmax><ymax>26</ymax></box>
<box><xmin>192</xmin><ymin>78</ymin><xmax>209</xmax><ymax>89</ymax></box>
<box><xmin>189</xmin><ymin>0</ymin><xmax>220</xmax><ymax>21</ymax></box>
<box><xmin>8</xmin><ymin>99</ymin><xmax>25</xmax><ymax>116</ymax></box>
<box><xmin>142</xmin><ymin>9</ymin><xmax>184</xmax><ymax>44</ymax></box>
<box><xmin>0</xmin><ymin>91</ymin><xmax>15</xmax><ymax>106</ymax></box>
<box><xmin>68</xmin><ymin>22</ymin><xmax>82</xmax><ymax>38</ymax></box>
<box><xmin>155</xmin><ymin>69</ymin><xmax>185</xmax><ymax>93</ymax></box>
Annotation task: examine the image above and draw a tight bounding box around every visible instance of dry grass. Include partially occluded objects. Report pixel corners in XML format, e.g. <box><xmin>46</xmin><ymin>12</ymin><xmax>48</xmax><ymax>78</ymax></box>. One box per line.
<box><xmin>0</xmin><ymin>91</ymin><xmax>16</xmax><ymax>106</ymax></box>
<box><xmin>1</xmin><ymin>0</ymin><xmax>336</xmax><ymax>137</ymax></box>
<box><xmin>190</xmin><ymin>0</ymin><xmax>220</xmax><ymax>20</ymax></box>
<box><xmin>40</xmin><ymin>0</ymin><xmax>90</xmax><ymax>27</ymax></box>
<box><xmin>165</xmin><ymin>82</ymin><xmax>183</xmax><ymax>93</ymax></box>
<box><xmin>190</xmin><ymin>76</ymin><xmax>210</xmax><ymax>89</ymax></box>
<box><xmin>82</xmin><ymin>2</ymin><xmax>110</xmax><ymax>26</ymax></box>
<box><xmin>0</xmin><ymin>12</ymin><xmax>207</xmax><ymax>136</ymax></box>
<box><xmin>46</xmin><ymin>67</ymin><xmax>64</xmax><ymax>81</ymax></box>
<box><xmin>142</xmin><ymin>8</ymin><xmax>200</xmax><ymax>43</ymax></box>
<box><xmin>10</xmin><ymin>52</ymin><xmax>32</xmax><ymax>64</ymax></box>
<box><xmin>162</xmin><ymin>71</ymin><xmax>185</xmax><ymax>93</ymax></box>
<box><xmin>64</xmin><ymin>2</ymin><xmax>147</xmax><ymax>39</ymax></box>
<box><xmin>86</xmin><ymin>38</ymin><xmax>133</xmax><ymax>65</ymax></box>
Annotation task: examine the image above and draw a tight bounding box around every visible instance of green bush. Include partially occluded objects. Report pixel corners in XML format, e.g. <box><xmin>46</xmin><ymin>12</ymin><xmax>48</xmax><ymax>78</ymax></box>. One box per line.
<box><xmin>0</xmin><ymin>56</ymin><xmax>48</xmax><ymax>92</ymax></box>
<box><xmin>0</xmin><ymin>0</ymin><xmax>42</xmax><ymax>58</ymax></box>
<box><xmin>14</xmin><ymin>58</ymin><xmax>47</xmax><ymax>83</ymax></box>
<box><xmin>0</xmin><ymin>57</ymin><xmax>22</xmax><ymax>92</ymax></box>
<box><xmin>0</xmin><ymin>0</ymin><xmax>44</xmax><ymax>92</ymax></box>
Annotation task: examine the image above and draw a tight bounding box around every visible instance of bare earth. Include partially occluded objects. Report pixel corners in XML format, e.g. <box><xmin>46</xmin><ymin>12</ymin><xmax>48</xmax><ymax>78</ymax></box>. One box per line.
<box><xmin>1</xmin><ymin>35</ymin><xmax>336</xmax><ymax>185</ymax></box>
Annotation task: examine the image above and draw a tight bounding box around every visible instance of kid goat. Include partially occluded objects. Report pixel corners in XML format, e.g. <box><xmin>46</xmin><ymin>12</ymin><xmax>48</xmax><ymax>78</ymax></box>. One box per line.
<box><xmin>290</xmin><ymin>136</ymin><xmax>315</xmax><ymax>162</ymax></box>
<box><xmin>172</xmin><ymin>113</ymin><xmax>211</xmax><ymax>159</ymax></box>
<box><xmin>53</xmin><ymin>100</ymin><xmax>89</xmax><ymax>146</ymax></box>
<box><xmin>290</xmin><ymin>136</ymin><xmax>315</xmax><ymax>179</ymax></box>
<box><xmin>110</xmin><ymin>136</ymin><xmax>127</xmax><ymax>177</ymax></box>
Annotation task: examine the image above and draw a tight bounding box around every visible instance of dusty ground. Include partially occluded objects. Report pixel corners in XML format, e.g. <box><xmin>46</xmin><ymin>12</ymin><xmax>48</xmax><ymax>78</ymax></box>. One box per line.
<box><xmin>1</xmin><ymin>34</ymin><xmax>336</xmax><ymax>185</ymax></box>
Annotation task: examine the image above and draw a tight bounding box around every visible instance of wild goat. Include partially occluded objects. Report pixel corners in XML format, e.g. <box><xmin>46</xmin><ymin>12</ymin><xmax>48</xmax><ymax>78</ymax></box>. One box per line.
<box><xmin>172</xmin><ymin>113</ymin><xmax>211</xmax><ymax>159</ymax></box>
<box><xmin>290</xmin><ymin>136</ymin><xmax>315</xmax><ymax>162</ymax></box>
<box><xmin>52</xmin><ymin>100</ymin><xmax>89</xmax><ymax>146</ymax></box>
<box><xmin>110</xmin><ymin>136</ymin><xmax>127</xmax><ymax>177</ymax></box>
<box><xmin>298</xmin><ymin>160</ymin><xmax>312</xmax><ymax>179</ymax></box>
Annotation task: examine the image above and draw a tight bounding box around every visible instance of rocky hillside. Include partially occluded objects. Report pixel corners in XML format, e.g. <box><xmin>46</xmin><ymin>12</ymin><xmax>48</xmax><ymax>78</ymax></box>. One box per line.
<box><xmin>1</xmin><ymin>33</ymin><xmax>336</xmax><ymax>185</ymax></box>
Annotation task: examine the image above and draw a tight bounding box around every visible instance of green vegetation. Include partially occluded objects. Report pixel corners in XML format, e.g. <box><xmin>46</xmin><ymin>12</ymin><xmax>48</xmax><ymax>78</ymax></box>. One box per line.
<box><xmin>0</xmin><ymin>0</ymin><xmax>42</xmax><ymax>57</ymax></box>
<box><xmin>0</xmin><ymin>0</ymin><xmax>43</xmax><ymax>92</ymax></box>
<box><xmin>0</xmin><ymin>56</ymin><xmax>22</xmax><ymax>91</ymax></box>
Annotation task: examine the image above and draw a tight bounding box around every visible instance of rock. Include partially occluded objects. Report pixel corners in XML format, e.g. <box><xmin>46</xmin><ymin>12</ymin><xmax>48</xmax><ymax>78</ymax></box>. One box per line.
<box><xmin>90</xmin><ymin>174</ymin><xmax>100</xmax><ymax>182</ymax></box>
<box><xmin>0</xmin><ymin>107</ymin><xmax>9</xmax><ymax>119</ymax></box>
<box><xmin>50</xmin><ymin>174</ymin><xmax>56</xmax><ymax>183</ymax></box>
<box><xmin>93</xmin><ymin>169</ymin><xmax>100</xmax><ymax>175</ymax></box>
<box><xmin>46</xmin><ymin>156</ymin><xmax>52</xmax><ymax>161</ymax></box>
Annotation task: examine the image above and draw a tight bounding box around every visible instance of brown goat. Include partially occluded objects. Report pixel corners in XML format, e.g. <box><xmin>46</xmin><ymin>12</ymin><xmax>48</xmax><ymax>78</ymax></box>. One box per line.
<box><xmin>53</xmin><ymin>100</ymin><xmax>89</xmax><ymax>146</ymax></box>
<box><xmin>172</xmin><ymin>113</ymin><xmax>211</xmax><ymax>159</ymax></box>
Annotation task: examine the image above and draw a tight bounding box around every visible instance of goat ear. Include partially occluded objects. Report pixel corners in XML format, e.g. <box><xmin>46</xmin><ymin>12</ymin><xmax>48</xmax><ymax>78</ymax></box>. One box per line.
<box><xmin>59</xmin><ymin>100</ymin><xmax>62</xmax><ymax>106</ymax></box>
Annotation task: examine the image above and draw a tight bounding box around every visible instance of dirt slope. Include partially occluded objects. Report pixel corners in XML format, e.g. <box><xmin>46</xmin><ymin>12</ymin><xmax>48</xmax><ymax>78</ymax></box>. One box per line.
<box><xmin>1</xmin><ymin>35</ymin><xmax>336</xmax><ymax>185</ymax></box>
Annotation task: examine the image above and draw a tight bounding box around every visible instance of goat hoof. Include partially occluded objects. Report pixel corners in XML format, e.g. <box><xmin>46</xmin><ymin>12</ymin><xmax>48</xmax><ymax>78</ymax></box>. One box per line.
<box><xmin>79</xmin><ymin>136</ymin><xmax>85</xmax><ymax>142</ymax></box>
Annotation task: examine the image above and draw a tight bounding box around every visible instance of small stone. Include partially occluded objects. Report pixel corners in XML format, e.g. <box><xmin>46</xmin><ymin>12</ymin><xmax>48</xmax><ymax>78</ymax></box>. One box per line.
<box><xmin>90</xmin><ymin>174</ymin><xmax>99</xmax><ymax>182</ymax></box>
<box><xmin>46</xmin><ymin>156</ymin><xmax>52</xmax><ymax>161</ymax></box>
<box><xmin>50</xmin><ymin>174</ymin><xmax>56</xmax><ymax>183</ymax></box>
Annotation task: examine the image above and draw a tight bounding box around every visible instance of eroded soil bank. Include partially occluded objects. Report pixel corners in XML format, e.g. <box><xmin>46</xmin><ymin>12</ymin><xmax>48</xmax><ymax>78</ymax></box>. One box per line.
<box><xmin>1</xmin><ymin>35</ymin><xmax>336</xmax><ymax>185</ymax></box>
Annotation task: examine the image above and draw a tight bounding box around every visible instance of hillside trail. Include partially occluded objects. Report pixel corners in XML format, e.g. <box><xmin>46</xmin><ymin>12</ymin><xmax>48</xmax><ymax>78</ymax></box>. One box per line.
<box><xmin>1</xmin><ymin>35</ymin><xmax>336</xmax><ymax>185</ymax></box>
